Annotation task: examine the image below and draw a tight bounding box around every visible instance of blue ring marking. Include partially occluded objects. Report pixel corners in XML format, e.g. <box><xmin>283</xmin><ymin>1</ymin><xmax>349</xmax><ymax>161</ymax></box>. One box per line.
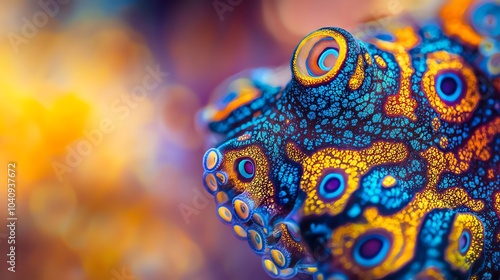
<box><xmin>459</xmin><ymin>230</ymin><xmax>471</xmax><ymax>255</ymax></box>
<box><xmin>471</xmin><ymin>2</ymin><xmax>500</xmax><ymax>37</ymax></box>
<box><xmin>247</xmin><ymin>229</ymin><xmax>265</xmax><ymax>254</ymax></box>
<box><xmin>305</xmin><ymin>37</ymin><xmax>337</xmax><ymax>77</ymax></box>
<box><xmin>237</xmin><ymin>158</ymin><xmax>255</xmax><ymax>180</ymax></box>
<box><xmin>216</xmin><ymin>206</ymin><xmax>233</xmax><ymax>224</ymax></box>
<box><xmin>319</xmin><ymin>173</ymin><xmax>346</xmax><ymax>200</ymax></box>
<box><xmin>436</xmin><ymin>72</ymin><xmax>463</xmax><ymax>103</ymax></box>
<box><xmin>353</xmin><ymin>233</ymin><xmax>391</xmax><ymax>267</ymax></box>
<box><xmin>215</xmin><ymin>171</ymin><xmax>228</xmax><ymax>185</ymax></box>
<box><xmin>318</xmin><ymin>48</ymin><xmax>339</xmax><ymax>72</ymax></box>
<box><xmin>271</xmin><ymin>248</ymin><xmax>290</xmax><ymax>268</ymax></box>
<box><xmin>203</xmin><ymin>148</ymin><xmax>222</xmax><ymax>172</ymax></box>
<box><xmin>232</xmin><ymin>224</ymin><xmax>248</xmax><ymax>240</ymax></box>
<box><xmin>203</xmin><ymin>173</ymin><xmax>219</xmax><ymax>194</ymax></box>
<box><xmin>233</xmin><ymin>197</ymin><xmax>253</xmax><ymax>222</ymax></box>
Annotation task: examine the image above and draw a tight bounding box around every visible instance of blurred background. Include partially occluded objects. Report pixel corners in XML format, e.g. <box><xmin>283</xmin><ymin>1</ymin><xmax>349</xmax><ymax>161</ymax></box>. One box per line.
<box><xmin>0</xmin><ymin>0</ymin><xmax>435</xmax><ymax>279</ymax></box>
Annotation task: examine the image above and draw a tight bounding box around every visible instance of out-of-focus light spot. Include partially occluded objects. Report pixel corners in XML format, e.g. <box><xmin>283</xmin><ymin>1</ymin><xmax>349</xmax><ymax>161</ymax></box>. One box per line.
<box><xmin>159</xmin><ymin>85</ymin><xmax>203</xmax><ymax>149</ymax></box>
<box><xmin>29</xmin><ymin>184</ymin><xmax>77</xmax><ymax>235</ymax></box>
<box><xmin>262</xmin><ymin>0</ymin><xmax>377</xmax><ymax>45</ymax></box>
<box><xmin>167</xmin><ymin>5</ymin><xmax>251</xmax><ymax>86</ymax></box>
<box><xmin>126</xmin><ymin>219</ymin><xmax>205</xmax><ymax>279</ymax></box>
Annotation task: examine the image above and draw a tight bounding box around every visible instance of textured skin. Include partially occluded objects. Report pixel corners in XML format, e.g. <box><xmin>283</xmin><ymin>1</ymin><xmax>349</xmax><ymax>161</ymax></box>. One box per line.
<box><xmin>201</xmin><ymin>0</ymin><xmax>500</xmax><ymax>279</ymax></box>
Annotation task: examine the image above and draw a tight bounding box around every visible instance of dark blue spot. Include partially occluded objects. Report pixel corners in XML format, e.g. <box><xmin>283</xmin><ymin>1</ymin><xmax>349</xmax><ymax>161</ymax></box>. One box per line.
<box><xmin>459</xmin><ymin>230</ymin><xmax>471</xmax><ymax>255</ymax></box>
<box><xmin>318</xmin><ymin>172</ymin><xmax>346</xmax><ymax>200</ymax></box>
<box><xmin>353</xmin><ymin>233</ymin><xmax>391</xmax><ymax>267</ymax></box>
<box><xmin>236</xmin><ymin>158</ymin><xmax>255</xmax><ymax>181</ymax></box>
<box><xmin>436</xmin><ymin>72</ymin><xmax>464</xmax><ymax>104</ymax></box>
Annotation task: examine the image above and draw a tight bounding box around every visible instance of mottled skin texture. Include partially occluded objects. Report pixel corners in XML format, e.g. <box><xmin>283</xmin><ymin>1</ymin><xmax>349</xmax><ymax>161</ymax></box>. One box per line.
<box><xmin>201</xmin><ymin>0</ymin><xmax>500</xmax><ymax>279</ymax></box>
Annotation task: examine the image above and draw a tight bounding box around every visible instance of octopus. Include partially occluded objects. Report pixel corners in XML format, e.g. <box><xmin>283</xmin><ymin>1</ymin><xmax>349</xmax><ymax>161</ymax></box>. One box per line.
<box><xmin>201</xmin><ymin>0</ymin><xmax>500</xmax><ymax>279</ymax></box>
